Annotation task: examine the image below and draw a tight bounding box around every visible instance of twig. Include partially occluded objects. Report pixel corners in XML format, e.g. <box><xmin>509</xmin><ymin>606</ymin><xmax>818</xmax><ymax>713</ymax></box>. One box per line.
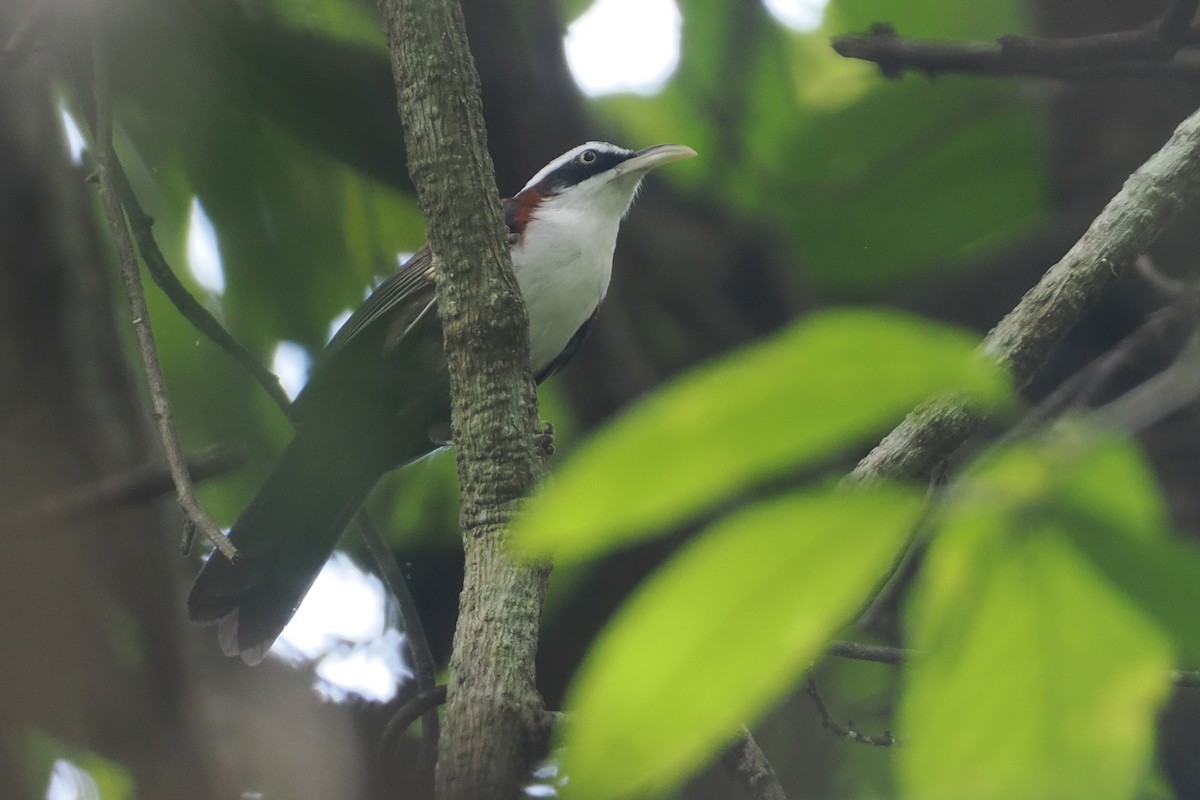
<box><xmin>1009</xmin><ymin>286</ymin><xmax>1200</xmax><ymax>437</ymax></box>
<box><xmin>1135</xmin><ymin>254</ymin><xmax>1190</xmax><ymax>297</ymax></box>
<box><xmin>377</xmin><ymin>684</ymin><xmax>449</xmax><ymax>768</ymax></box>
<box><xmin>1</xmin><ymin>445</ymin><xmax>244</xmax><ymax>527</ymax></box>
<box><xmin>107</xmin><ymin>166</ymin><xmax>293</xmax><ymax>413</ymax></box>
<box><xmin>822</xmin><ymin>643</ymin><xmax>1200</xmax><ymax>692</ymax></box>
<box><xmin>356</xmin><ymin>511</ymin><xmax>440</xmax><ymax>782</ymax></box>
<box><xmin>847</xmin><ymin>93</ymin><xmax>1200</xmax><ymax>485</ymax></box>
<box><xmin>835</xmin><ymin>33</ymin><xmax>1200</xmax><ymax>82</ymax></box>
<box><xmin>720</xmin><ymin>728</ymin><xmax>789</xmax><ymax>800</ymax></box>
<box><xmin>1094</xmin><ymin>326</ymin><xmax>1200</xmax><ymax>431</ymax></box>
<box><xmin>89</xmin><ymin>42</ymin><xmax>237</xmax><ymax>562</ymax></box>
<box><xmin>90</xmin><ymin>103</ymin><xmax>441</xmax><ymax>708</ymax></box>
<box><xmin>826</xmin><ymin>640</ymin><xmax>908</xmax><ymax>666</ymax></box>
<box><xmin>83</xmin><ymin>65</ymin><xmax>442</xmax><ymax>770</ymax></box>
<box><xmin>833</xmin><ymin>2</ymin><xmax>1200</xmax><ymax>82</ymax></box>
<box><xmin>804</xmin><ymin>677</ymin><xmax>897</xmax><ymax>747</ymax></box>
<box><xmin>543</xmin><ymin>712</ymin><xmax>791</xmax><ymax>799</ymax></box>
<box><xmin>857</xmin><ymin>479</ymin><xmax>943</xmax><ymax>636</ymax></box>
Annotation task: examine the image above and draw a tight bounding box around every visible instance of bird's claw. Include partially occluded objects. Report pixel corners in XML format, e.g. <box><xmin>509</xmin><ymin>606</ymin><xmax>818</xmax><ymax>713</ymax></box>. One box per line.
<box><xmin>534</xmin><ymin>421</ymin><xmax>555</xmax><ymax>457</ymax></box>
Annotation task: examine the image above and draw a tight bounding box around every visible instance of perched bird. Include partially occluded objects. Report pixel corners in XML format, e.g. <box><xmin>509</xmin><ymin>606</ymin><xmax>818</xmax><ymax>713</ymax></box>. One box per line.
<box><xmin>188</xmin><ymin>141</ymin><xmax>697</xmax><ymax>663</ymax></box>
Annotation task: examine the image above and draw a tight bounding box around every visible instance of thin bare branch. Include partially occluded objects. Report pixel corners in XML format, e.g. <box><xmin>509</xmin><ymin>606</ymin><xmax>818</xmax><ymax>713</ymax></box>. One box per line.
<box><xmin>1094</xmin><ymin>326</ymin><xmax>1200</xmax><ymax>431</ymax></box>
<box><xmin>821</xmin><ymin>643</ymin><xmax>1200</xmax><ymax>693</ymax></box>
<box><xmin>848</xmin><ymin>95</ymin><xmax>1200</xmax><ymax>485</ymax></box>
<box><xmin>378</xmin><ymin>685</ymin><xmax>449</xmax><ymax>771</ymax></box>
<box><xmin>86</xmin><ymin>93</ymin><xmax>441</xmax><ymax>741</ymax></box>
<box><xmin>107</xmin><ymin>166</ymin><xmax>293</xmax><ymax>413</ymax></box>
<box><xmin>356</xmin><ymin>511</ymin><xmax>440</xmax><ymax>782</ymax></box>
<box><xmin>1</xmin><ymin>445</ymin><xmax>244</xmax><ymax>527</ymax></box>
<box><xmin>834</xmin><ymin>3</ymin><xmax>1200</xmax><ymax>81</ymax></box>
<box><xmin>89</xmin><ymin>41</ymin><xmax>237</xmax><ymax>561</ymax></box>
<box><xmin>1009</xmin><ymin>287</ymin><xmax>1200</xmax><ymax>437</ymax></box>
<box><xmin>857</xmin><ymin>479</ymin><xmax>943</xmax><ymax>636</ymax></box>
<box><xmin>826</xmin><ymin>640</ymin><xmax>908</xmax><ymax>666</ymax></box>
<box><xmin>804</xmin><ymin>677</ymin><xmax>897</xmax><ymax>747</ymax></box>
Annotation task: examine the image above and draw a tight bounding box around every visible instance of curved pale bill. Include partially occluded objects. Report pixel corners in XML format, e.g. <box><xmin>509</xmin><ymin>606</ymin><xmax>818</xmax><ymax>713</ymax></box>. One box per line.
<box><xmin>614</xmin><ymin>143</ymin><xmax>698</xmax><ymax>176</ymax></box>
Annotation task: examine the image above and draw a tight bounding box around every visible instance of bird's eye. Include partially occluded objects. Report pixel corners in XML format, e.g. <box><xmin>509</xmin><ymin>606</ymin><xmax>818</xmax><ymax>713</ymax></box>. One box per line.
<box><xmin>579</xmin><ymin>149</ymin><xmax>598</xmax><ymax>165</ymax></box>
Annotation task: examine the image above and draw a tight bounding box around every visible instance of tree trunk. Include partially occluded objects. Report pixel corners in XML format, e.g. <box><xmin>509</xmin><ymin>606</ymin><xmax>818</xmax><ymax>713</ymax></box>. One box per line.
<box><xmin>375</xmin><ymin>0</ymin><xmax>551</xmax><ymax>796</ymax></box>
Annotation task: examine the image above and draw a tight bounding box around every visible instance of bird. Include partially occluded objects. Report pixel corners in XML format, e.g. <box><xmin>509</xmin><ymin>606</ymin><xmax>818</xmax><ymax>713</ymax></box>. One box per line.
<box><xmin>188</xmin><ymin>141</ymin><xmax>697</xmax><ymax>664</ymax></box>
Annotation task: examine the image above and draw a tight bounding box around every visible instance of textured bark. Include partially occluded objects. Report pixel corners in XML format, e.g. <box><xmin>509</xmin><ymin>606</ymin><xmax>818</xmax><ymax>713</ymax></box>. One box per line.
<box><xmin>374</xmin><ymin>1</ymin><xmax>550</xmax><ymax>798</ymax></box>
<box><xmin>850</xmin><ymin>98</ymin><xmax>1200</xmax><ymax>484</ymax></box>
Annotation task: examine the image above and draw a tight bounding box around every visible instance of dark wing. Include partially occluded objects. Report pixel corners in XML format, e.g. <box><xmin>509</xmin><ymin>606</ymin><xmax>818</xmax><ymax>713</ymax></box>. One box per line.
<box><xmin>535</xmin><ymin>309</ymin><xmax>597</xmax><ymax>383</ymax></box>
<box><xmin>292</xmin><ymin>246</ymin><xmax>438</xmax><ymax>425</ymax></box>
<box><xmin>320</xmin><ymin>245</ymin><xmax>436</xmax><ymax>364</ymax></box>
<box><xmin>320</xmin><ymin>197</ymin><xmax>521</xmax><ymax>363</ymax></box>
<box><xmin>301</xmin><ymin>204</ymin><xmax>525</xmax><ymax>417</ymax></box>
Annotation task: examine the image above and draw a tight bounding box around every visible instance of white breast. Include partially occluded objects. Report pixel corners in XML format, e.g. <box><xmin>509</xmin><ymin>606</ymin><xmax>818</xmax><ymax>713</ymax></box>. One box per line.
<box><xmin>512</xmin><ymin>197</ymin><xmax>622</xmax><ymax>373</ymax></box>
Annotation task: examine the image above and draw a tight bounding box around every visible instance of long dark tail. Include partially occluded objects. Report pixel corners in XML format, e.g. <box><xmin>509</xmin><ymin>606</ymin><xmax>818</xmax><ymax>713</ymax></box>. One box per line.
<box><xmin>188</xmin><ymin>432</ymin><xmax>385</xmax><ymax>664</ymax></box>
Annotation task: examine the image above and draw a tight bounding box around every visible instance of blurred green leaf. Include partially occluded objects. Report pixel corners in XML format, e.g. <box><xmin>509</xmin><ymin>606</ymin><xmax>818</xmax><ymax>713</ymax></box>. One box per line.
<box><xmin>264</xmin><ymin>0</ymin><xmax>385</xmax><ymax>47</ymax></box>
<box><xmin>899</xmin><ymin>428</ymin><xmax>1175</xmax><ymax>800</ymax></box>
<box><xmin>1046</xmin><ymin>426</ymin><xmax>1171</xmax><ymax>540</ymax></box>
<box><xmin>560</xmin><ymin>483</ymin><xmax>924</xmax><ymax>799</ymax></box>
<box><xmin>1062</xmin><ymin>511</ymin><xmax>1200</xmax><ymax>667</ymax></box>
<box><xmin>513</xmin><ymin>309</ymin><xmax>1009</xmax><ymax>560</ymax></box>
<box><xmin>608</xmin><ymin>0</ymin><xmax>1050</xmax><ymax>295</ymax></box>
<box><xmin>784</xmin><ymin>85</ymin><xmax>1048</xmax><ymax>292</ymax></box>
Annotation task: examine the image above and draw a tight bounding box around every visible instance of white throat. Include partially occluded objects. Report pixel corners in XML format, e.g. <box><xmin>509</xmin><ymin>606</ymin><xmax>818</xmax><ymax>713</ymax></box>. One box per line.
<box><xmin>512</xmin><ymin>177</ymin><xmax>642</xmax><ymax>373</ymax></box>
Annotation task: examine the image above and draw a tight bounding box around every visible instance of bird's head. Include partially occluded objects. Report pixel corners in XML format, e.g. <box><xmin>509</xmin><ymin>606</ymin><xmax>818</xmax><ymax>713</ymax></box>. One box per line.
<box><xmin>508</xmin><ymin>141</ymin><xmax>696</xmax><ymax>237</ymax></box>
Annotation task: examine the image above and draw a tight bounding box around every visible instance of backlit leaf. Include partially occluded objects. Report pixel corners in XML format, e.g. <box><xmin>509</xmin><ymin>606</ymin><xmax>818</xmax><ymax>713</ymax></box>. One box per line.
<box><xmin>899</xmin><ymin>429</ymin><xmax>1174</xmax><ymax>800</ymax></box>
<box><xmin>560</xmin><ymin>483</ymin><xmax>924</xmax><ymax>798</ymax></box>
<box><xmin>514</xmin><ymin>309</ymin><xmax>1008</xmax><ymax>560</ymax></box>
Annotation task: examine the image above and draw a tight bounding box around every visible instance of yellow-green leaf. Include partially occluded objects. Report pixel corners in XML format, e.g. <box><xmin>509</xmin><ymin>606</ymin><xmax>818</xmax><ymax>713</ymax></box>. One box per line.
<box><xmin>560</xmin><ymin>483</ymin><xmax>924</xmax><ymax>798</ymax></box>
<box><xmin>900</xmin><ymin>431</ymin><xmax>1174</xmax><ymax>800</ymax></box>
<box><xmin>515</xmin><ymin>309</ymin><xmax>1008</xmax><ymax>561</ymax></box>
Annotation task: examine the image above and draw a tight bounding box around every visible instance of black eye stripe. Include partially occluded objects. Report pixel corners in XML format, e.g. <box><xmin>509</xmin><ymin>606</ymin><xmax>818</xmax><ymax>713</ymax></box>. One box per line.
<box><xmin>537</xmin><ymin>147</ymin><xmax>634</xmax><ymax>193</ymax></box>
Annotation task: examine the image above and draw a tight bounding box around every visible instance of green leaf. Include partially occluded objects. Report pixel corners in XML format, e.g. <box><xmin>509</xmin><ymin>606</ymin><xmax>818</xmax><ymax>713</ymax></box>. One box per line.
<box><xmin>559</xmin><ymin>483</ymin><xmax>924</xmax><ymax>799</ymax></box>
<box><xmin>1061</xmin><ymin>512</ymin><xmax>1200</xmax><ymax>667</ymax></box>
<box><xmin>939</xmin><ymin>425</ymin><xmax>1200</xmax><ymax>662</ymax></box>
<box><xmin>607</xmin><ymin>0</ymin><xmax>1050</xmax><ymax>295</ymax></box>
<box><xmin>514</xmin><ymin>309</ymin><xmax>1008</xmax><ymax>561</ymax></box>
<box><xmin>1018</xmin><ymin>424</ymin><xmax>1168</xmax><ymax>542</ymax></box>
<box><xmin>899</xmin><ymin>430</ymin><xmax>1174</xmax><ymax>800</ymax></box>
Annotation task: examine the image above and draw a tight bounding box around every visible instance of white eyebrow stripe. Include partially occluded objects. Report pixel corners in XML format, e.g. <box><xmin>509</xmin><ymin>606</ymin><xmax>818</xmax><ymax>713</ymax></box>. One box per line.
<box><xmin>520</xmin><ymin>141</ymin><xmax>627</xmax><ymax>191</ymax></box>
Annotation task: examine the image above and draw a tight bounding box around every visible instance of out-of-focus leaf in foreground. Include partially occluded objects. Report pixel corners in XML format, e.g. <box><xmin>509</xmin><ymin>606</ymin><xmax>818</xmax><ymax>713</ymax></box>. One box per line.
<box><xmin>513</xmin><ymin>309</ymin><xmax>1009</xmax><ymax>561</ymax></box>
<box><xmin>560</xmin><ymin>484</ymin><xmax>924</xmax><ymax>799</ymax></box>
<box><xmin>899</xmin><ymin>429</ymin><xmax>1176</xmax><ymax>800</ymax></box>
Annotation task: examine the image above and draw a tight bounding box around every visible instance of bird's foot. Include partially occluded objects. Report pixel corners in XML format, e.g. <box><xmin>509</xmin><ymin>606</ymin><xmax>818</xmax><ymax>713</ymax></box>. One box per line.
<box><xmin>534</xmin><ymin>421</ymin><xmax>555</xmax><ymax>457</ymax></box>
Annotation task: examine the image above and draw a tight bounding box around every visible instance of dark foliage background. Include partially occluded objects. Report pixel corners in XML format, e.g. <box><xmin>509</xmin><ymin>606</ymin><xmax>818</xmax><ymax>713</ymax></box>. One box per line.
<box><xmin>4</xmin><ymin>0</ymin><xmax>1200</xmax><ymax>797</ymax></box>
